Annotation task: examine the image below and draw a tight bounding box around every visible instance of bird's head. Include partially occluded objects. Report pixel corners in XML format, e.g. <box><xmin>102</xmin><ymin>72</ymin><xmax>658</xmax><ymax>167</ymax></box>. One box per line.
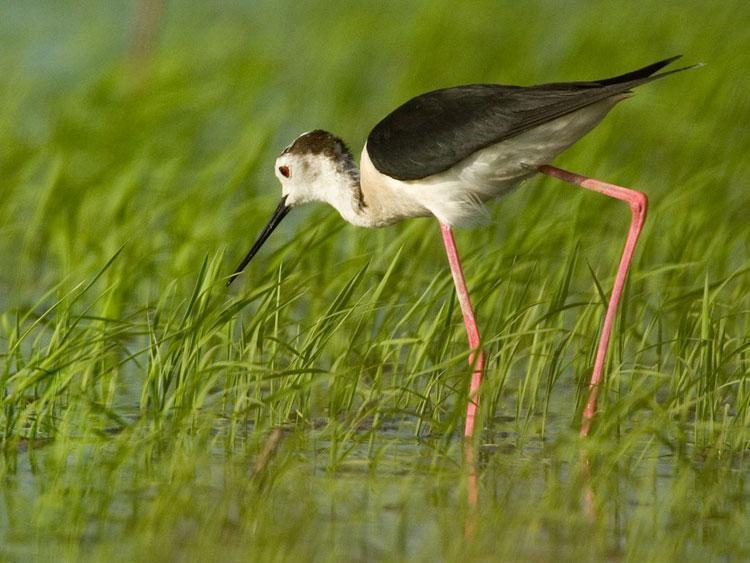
<box><xmin>226</xmin><ymin>130</ymin><xmax>359</xmax><ymax>286</ymax></box>
<box><xmin>275</xmin><ymin>129</ymin><xmax>358</xmax><ymax>207</ymax></box>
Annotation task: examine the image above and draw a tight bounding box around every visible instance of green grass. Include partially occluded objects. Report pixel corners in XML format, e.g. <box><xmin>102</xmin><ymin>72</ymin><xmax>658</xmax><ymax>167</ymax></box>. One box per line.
<box><xmin>1</xmin><ymin>1</ymin><xmax>749</xmax><ymax>560</ymax></box>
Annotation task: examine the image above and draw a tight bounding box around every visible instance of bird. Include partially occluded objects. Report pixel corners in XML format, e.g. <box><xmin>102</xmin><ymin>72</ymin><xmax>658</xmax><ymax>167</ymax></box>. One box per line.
<box><xmin>226</xmin><ymin>55</ymin><xmax>699</xmax><ymax>439</ymax></box>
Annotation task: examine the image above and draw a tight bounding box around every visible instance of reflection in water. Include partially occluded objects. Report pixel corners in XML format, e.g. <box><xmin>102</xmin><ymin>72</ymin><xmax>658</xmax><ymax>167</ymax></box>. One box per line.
<box><xmin>464</xmin><ymin>440</ymin><xmax>478</xmax><ymax>539</ymax></box>
<box><xmin>579</xmin><ymin>450</ymin><xmax>596</xmax><ymax>522</ymax></box>
<box><xmin>462</xmin><ymin>436</ymin><xmax>599</xmax><ymax>541</ymax></box>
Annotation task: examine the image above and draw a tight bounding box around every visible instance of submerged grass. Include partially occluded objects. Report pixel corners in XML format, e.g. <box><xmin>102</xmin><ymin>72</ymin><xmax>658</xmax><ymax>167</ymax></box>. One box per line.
<box><xmin>1</xmin><ymin>0</ymin><xmax>749</xmax><ymax>560</ymax></box>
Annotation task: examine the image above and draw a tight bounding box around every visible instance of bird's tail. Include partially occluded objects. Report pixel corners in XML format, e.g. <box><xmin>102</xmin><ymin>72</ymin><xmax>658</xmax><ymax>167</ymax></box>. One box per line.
<box><xmin>598</xmin><ymin>55</ymin><xmax>704</xmax><ymax>88</ymax></box>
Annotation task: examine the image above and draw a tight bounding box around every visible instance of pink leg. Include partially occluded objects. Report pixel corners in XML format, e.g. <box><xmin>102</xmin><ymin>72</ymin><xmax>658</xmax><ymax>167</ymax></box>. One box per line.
<box><xmin>440</xmin><ymin>223</ymin><xmax>486</xmax><ymax>439</ymax></box>
<box><xmin>539</xmin><ymin>165</ymin><xmax>648</xmax><ymax>437</ymax></box>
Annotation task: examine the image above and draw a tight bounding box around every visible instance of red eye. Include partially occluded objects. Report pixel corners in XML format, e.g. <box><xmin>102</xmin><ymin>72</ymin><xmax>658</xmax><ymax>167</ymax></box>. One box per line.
<box><xmin>279</xmin><ymin>165</ymin><xmax>290</xmax><ymax>178</ymax></box>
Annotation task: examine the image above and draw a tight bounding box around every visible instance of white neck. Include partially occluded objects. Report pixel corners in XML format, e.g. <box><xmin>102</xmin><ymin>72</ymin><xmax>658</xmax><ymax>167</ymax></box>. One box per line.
<box><xmin>324</xmin><ymin>168</ymin><xmax>374</xmax><ymax>227</ymax></box>
<box><xmin>280</xmin><ymin>144</ymin><xmax>423</xmax><ymax>228</ymax></box>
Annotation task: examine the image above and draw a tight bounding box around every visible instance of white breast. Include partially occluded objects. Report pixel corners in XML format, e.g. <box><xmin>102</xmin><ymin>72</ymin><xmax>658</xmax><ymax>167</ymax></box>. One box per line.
<box><xmin>360</xmin><ymin>95</ymin><xmax>627</xmax><ymax>227</ymax></box>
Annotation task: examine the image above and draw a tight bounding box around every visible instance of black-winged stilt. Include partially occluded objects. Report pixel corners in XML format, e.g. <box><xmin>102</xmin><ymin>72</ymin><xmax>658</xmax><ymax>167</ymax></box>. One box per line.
<box><xmin>227</xmin><ymin>55</ymin><xmax>698</xmax><ymax>438</ymax></box>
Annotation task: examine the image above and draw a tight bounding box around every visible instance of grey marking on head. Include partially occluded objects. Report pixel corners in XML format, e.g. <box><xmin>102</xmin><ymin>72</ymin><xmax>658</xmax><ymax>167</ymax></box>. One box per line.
<box><xmin>282</xmin><ymin>130</ymin><xmax>353</xmax><ymax>161</ymax></box>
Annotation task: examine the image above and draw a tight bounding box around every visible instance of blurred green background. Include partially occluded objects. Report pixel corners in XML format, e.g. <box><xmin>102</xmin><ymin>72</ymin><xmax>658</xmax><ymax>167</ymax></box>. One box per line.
<box><xmin>1</xmin><ymin>1</ymin><xmax>748</xmax><ymax>561</ymax></box>
<box><xmin>2</xmin><ymin>0</ymin><xmax>747</xmax><ymax>300</ymax></box>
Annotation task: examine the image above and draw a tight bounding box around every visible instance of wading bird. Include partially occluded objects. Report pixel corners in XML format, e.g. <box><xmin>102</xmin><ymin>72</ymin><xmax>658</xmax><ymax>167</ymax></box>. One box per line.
<box><xmin>227</xmin><ymin>56</ymin><xmax>697</xmax><ymax>438</ymax></box>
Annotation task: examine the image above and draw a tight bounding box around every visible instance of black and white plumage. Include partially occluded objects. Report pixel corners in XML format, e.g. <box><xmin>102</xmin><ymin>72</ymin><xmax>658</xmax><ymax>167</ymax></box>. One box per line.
<box><xmin>227</xmin><ymin>56</ymin><xmax>696</xmax><ymax>284</ymax></box>
<box><xmin>367</xmin><ymin>55</ymin><xmax>688</xmax><ymax>180</ymax></box>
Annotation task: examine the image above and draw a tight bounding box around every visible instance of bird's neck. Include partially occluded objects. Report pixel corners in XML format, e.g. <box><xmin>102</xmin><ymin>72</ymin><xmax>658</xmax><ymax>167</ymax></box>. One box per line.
<box><xmin>327</xmin><ymin>151</ymin><xmax>424</xmax><ymax>228</ymax></box>
<box><xmin>324</xmin><ymin>163</ymin><xmax>384</xmax><ymax>228</ymax></box>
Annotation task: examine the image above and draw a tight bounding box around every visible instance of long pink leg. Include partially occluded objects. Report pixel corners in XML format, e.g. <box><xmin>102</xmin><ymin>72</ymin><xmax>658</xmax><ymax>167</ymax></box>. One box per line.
<box><xmin>440</xmin><ymin>223</ymin><xmax>486</xmax><ymax>439</ymax></box>
<box><xmin>539</xmin><ymin>165</ymin><xmax>648</xmax><ymax>437</ymax></box>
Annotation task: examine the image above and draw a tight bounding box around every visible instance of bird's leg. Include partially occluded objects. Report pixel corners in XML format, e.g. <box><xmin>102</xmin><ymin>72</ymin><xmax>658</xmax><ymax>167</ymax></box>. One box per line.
<box><xmin>538</xmin><ymin>165</ymin><xmax>648</xmax><ymax>437</ymax></box>
<box><xmin>440</xmin><ymin>223</ymin><xmax>486</xmax><ymax>439</ymax></box>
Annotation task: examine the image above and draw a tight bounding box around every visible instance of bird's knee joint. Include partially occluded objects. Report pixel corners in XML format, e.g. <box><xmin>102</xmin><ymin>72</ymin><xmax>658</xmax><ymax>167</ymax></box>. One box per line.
<box><xmin>630</xmin><ymin>191</ymin><xmax>648</xmax><ymax>216</ymax></box>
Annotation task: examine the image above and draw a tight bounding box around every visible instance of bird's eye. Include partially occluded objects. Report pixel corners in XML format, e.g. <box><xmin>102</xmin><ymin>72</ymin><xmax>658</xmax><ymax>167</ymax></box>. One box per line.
<box><xmin>278</xmin><ymin>165</ymin><xmax>290</xmax><ymax>178</ymax></box>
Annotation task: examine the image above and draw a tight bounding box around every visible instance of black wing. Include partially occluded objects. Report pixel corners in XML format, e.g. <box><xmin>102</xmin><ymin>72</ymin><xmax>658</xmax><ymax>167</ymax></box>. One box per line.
<box><xmin>367</xmin><ymin>56</ymin><xmax>689</xmax><ymax>180</ymax></box>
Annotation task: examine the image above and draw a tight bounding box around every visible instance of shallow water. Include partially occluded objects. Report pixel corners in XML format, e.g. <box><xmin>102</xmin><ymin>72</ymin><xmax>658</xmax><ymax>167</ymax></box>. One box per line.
<box><xmin>1</xmin><ymin>395</ymin><xmax>747</xmax><ymax>562</ymax></box>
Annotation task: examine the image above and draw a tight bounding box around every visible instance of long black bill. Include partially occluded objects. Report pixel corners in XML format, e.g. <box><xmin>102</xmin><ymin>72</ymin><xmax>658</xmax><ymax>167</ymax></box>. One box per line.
<box><xmin>226</xmin><ymin>196</ymin><xmax>291</xmax><ymax>286</ymax></box>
